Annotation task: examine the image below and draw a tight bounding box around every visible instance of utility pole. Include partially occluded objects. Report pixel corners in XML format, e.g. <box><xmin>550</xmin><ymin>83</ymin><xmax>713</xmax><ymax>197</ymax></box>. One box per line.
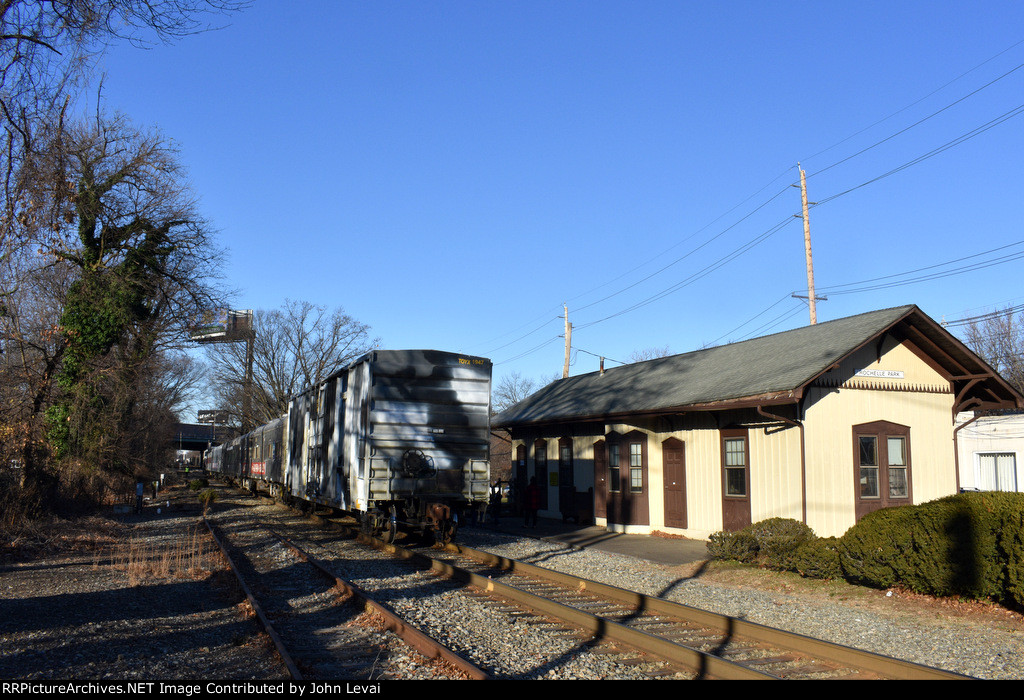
<box><xmin>795</xmin><ymin>164</ymin><xmax>819</xmax><ymax>325</ymax></box>
<box><xmin>562</xmin><ymin>304</ymin><xmax>572</xmax><ymax>379</ymax></box>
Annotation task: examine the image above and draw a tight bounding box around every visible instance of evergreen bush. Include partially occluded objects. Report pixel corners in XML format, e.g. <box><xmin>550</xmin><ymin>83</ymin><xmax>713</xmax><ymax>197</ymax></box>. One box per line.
<box><xmin>707</xmin><ymin>517</ymin><xmax>813</xmax><ymax>566</ymax></box>
<box><xmin>704</xmin><ymin>494</ymin><xmax>1024</xmax><ymax>609</ymax></box>
<box><xmin>781</xmin><ymin>537</ymin><xmax>843</xmax><ymax>580</ymax></box>
<box><xmin>706</xmin><ymin>528</ymin><xmax>758</xmax><ymax>563</ymax></box>
<box><xmin>748</xmin><ymin>517</ymin><xmax>816</xmax><ymax>568</ymax></box>
<box><xmin>839</xmin><ymin>491</ymin><xmax>1024</xmax><ymax>605</ymax></box>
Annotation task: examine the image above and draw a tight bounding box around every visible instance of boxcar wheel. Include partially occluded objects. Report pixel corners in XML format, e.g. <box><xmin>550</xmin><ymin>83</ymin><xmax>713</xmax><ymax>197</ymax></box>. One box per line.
<box><xmin>439</xmin><ymin>518</ymin><xmax>457</xmax><ymax>545</ymax></box>
<box><xmin>381</xmin><ymin>504</ymin><xmax>399</xmax><ymax>544</ymax></box>
<box><xmin>358</xmin><ymin>512</ymin><xmax>374</xmax><ymax>537</ymax></box>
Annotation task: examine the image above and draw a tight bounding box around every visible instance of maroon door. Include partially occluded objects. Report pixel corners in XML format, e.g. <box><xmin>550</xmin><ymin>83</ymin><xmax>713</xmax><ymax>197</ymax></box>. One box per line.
<box><xmin>515</xmin><ymin>445</ymin><xmax>527</xmax><ymax>514</ymax></box>
<box><xmin>593</xmin><ymin>440</ymin><xmax>607</xmax><ymax>519</ymax></box>
<box><xmin>606</xmin><ymin>431</ymin><xmax>649</xmax><ymax>527</ymax></box>
<box><xmin>662</xmin><ymin>438</ymin><xmax>687</xmax><ymax>529</ymax></box>
<box><xmin>534</xmin><ymin>439</ymin><xmax>548</xmax><ymax>509</ymax></box>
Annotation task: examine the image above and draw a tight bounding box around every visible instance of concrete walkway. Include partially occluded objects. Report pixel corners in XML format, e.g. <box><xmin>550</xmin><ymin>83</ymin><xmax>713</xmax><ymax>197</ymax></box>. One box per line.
<box><xmin>468</xmin><ymin>515</ymin><xmax>708</xmax><ymax>567</ymax></box>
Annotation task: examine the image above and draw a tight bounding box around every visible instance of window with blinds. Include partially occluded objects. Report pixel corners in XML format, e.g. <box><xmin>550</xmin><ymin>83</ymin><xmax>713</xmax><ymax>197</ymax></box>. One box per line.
<box><xmin>977</xmin><ymin>452</ymin><xmax>1018</xmax><ymax>492</ymax></box>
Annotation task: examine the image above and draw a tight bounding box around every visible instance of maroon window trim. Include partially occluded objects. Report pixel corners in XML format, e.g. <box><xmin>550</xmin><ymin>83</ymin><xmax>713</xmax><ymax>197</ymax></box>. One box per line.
<box><xmin>853</xmin><ymin>420</ymin><xmax>912</xmax><ymax>521</ymax></box>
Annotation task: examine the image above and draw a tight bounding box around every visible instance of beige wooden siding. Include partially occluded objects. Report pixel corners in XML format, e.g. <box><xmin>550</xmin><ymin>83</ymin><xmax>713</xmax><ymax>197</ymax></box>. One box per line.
<box><xmin>803</xmin><ymin>337</ymin><xmax>954</xmax><ymax>537</ymax></box>
<box><xmin>747</xmin><ymin>420</ymin><xmax>804</xmax><ymax>525</ymax></box>
<box><xmin>603</xmin><ymin>414</ymin><xmax>802</xmax><ymax>539</ymax></box>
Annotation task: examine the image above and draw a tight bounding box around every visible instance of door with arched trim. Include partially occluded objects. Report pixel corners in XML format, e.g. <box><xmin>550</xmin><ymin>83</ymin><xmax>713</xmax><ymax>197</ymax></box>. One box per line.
<box><xmin>606</xmin><ymin>430</ymin><xmax>649</xmax><ymax>527</ymax></box>
<box><xmin>593</xmin><ymin>440</ymin><xmax>607</xmax><ymax>519</ymax></box>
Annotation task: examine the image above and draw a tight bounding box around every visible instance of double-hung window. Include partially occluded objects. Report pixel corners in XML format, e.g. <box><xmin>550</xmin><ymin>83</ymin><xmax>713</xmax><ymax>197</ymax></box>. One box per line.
<box><xmin>609</xmin><ymin>443</ymin><xmax>621</xmax><ymax>493</ymax></box>
<box><xmin>629</xmin><ymin>443</ymin><xmax>643</xmax><ymax>493</ymax></box>
<box><xmin>854</xmin><ymin>421</ymin><xmax>912</xmax><ymax>519</ymax></box>
<box><xmin>723</xmin><ymin>437</ymin><xmax>748</xmax><ymax>497</ymax></box>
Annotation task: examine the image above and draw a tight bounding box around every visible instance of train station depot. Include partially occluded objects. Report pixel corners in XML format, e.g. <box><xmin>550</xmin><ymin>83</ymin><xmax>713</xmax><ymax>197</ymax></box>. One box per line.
<box><xmin>493</xmin><ymin>305</ymin><xmax>1024</xmax><ymax>539</ymax></box>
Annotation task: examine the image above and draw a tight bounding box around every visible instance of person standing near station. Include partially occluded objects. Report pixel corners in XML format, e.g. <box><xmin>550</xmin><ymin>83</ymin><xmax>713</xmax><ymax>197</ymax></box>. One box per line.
<box><xmin>135</xmin><ymin>479</ymin><xmax>145</xmax><ymax>514</ymax></box>
<box><xmin>489</xmin><ymin>485</ymin><xmax>501</xmax><ymax>525</ymax></box>
<box><xmin>524</xmin><ymin>476</ymin><xmax>540</xmax><ymax>528</ymax></box>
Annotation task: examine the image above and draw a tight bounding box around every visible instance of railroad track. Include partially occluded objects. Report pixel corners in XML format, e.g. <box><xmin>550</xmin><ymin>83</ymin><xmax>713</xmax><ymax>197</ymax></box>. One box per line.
<box><xmin>426</xmin><ymin>543</ymin><xmax>972</xmax><ymax>680</ymax></box>
<box><xmin>202</xmin><ymin>512</ymin><xmax>484</xmax><ymax>680</ymax></box>
<box><xmin>215</xmin><ymin>493</ymin><xmax>700</xmax><ymax>679</ymax></box>
<box><xmin>211</xmin><ymin>488</ymin><xmax>973</xmax><ymax>680</ymax></box>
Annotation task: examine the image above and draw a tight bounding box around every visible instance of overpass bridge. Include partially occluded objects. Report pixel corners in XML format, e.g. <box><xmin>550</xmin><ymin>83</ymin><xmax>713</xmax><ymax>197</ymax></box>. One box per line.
<box><xmin>171</xmin><ymin>423</ymin><xmax>230</xmax><ymax>453</ymax></box>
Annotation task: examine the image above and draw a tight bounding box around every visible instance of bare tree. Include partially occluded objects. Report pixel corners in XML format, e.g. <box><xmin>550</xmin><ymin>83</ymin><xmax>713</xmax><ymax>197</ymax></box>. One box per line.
<box><xmin>0</xmin><ymin>1</ymin><xmax>246</xmax><ymax>516</ymax></box>
<box><xmin>0</xmin><ymin>248</ymin><xmax>74</xmax><ymax>507</ymax></box>
<box><xmin>492</xmin><ymin>371</ymin><xmax>540</xmax><ymax>414</ymax></box>
<box><xmin>1</xmin><ymin>0</ymin><xmax>248</xmax><ymax>274</ymax></box>
<box><xmin>627</xmin><ymin>345</ymin><xmax>672</xmax><ymax>363</ymax></box>
<box><xmin>962</xmin><ymin>307</ymin><xmax>1024</xmax><ymax>397</ymax></box>
<box><xmin>204</xmin><ymin>300</ymin><xmax>378</xmax><ymax>427</ymax></box>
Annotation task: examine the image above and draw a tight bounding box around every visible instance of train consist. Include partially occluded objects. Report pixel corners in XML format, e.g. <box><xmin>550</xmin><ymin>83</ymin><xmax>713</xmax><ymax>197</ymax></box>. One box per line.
<box><xmin>205</xmin><ymin>349</ymin><xmax>492</xmax><ymax>543</ymax></box>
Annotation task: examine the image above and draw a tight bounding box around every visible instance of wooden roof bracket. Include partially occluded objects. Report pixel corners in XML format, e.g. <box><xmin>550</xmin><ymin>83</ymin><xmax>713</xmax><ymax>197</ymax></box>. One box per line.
<box><xmin>953</xmin><ymin>378</ymin><xmax>983</xmax><ymax>414</ymax></box>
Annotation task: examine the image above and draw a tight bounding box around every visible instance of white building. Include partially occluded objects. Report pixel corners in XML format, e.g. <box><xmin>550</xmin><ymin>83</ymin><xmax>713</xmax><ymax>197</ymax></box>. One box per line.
<box><xmin>955</xmin><ymin>411</ymin><xmax>1024</xmax><ymax>492</ymax></box>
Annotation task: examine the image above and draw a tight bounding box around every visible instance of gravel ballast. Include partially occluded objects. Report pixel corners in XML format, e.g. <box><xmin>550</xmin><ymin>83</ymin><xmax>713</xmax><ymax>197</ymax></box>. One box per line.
<box><xmin>2</xmin><ymin>490</ymin><xmax>1023</xmax><ymax>680</ymax></box>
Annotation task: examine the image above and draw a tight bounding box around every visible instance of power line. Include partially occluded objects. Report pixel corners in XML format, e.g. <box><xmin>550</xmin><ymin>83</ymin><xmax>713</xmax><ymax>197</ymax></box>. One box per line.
<box><xmin>705</xmin><ymin>293</ymin><xmax>794</xmax><ymax>346</ymax></box>
<box><xmin>946</xmin><ymin>303</ymin><xmax>1024</xmax><ymax>329</ymax></box>
<box><xmin>815</xmin><ymin>102</ymin><xmax>1024</xmax><ymax>207</ymax></box>
<box><xmin>807</xmin><ymin>60</ymin><xmax>1024</xmax><ymax>180</ymax></box>
<box><xmin>493</xmin><ymin>334</ymin><xmax>562</xmax><ymax>366</ymax></box>
<box><xmin>486</xmin><ymin>42</ymin><xmax>1024</xmax><ymax>366</ymax></box>
<box><xmin>815</xmin><ymin>239</ymin><xmax>1024</xmax><ymax>297</ymax></box>
<box><xmin>733</xmin><ymin>303</ymin><xmax>807</xmax><ymax>343</ymax></box>
<box><xmin>575</xmin><ymin>214</ymin><xmax>799</xmax><ymax>331</ymax></box>
<box><xmin>569</xmin><ymin>84</ymin><xmax>1024</xmax><ymax>336</ymax></box>
<box><xmin>800</xmin><ymin>38</ymin><xmax>1024</xmax><ymax>165</ymax></box>
<box><xmin>570</xmin><ymin>178</ymin><xmax>795</xmax><ymax>314</ymax></box>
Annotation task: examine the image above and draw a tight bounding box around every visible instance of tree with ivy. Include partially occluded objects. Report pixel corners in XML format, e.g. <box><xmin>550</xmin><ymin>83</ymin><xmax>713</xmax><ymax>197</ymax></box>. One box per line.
<box><xmin>4</xmin><ymin>112</ymin><xmax>224</xmax><ymax>506</ymax></box>
<box><xmin>0</xmin><ymin>1</ymin><xmax>246</xmax><ymax>511</ymax></box>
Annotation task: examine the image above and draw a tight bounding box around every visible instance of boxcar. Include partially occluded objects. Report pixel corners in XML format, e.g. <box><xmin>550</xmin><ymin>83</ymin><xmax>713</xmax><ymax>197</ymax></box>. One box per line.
<box><xmin>205</xmin><ymin>349</ymin><xmax>491</xmax><ymax>544</ymax></box>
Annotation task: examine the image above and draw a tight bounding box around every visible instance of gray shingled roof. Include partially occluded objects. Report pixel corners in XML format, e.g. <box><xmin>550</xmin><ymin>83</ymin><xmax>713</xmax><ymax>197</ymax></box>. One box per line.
<box><xmin>494</xmin><ymin>305</ymin><xmax>921</xmax><ymax>427</ymax></box>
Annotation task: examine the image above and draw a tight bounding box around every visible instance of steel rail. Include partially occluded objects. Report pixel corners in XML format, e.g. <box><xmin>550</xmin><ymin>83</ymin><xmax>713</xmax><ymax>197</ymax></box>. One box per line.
<box><xmin>445</xmin><ymin>542</ymin><xmax>973</xmax><ymax>681</ymax></box>
<box><xmin>267</xmin><ymin>529</ymin><xmax>491</xmax><ymax>680</ymax></box>
<box><xmin>202</xmin><ymin>517</ymin><xmax>304</xmax><ymax>680</ymax></box>
<box><xmin>355</xmin><ymin>533</ymin><xmax>774</xmax><ymax>680</ymax></box>
<box><xmin>274</xmin><ymin>495</ymin><xmax>969</xmax><ymax>680</ymax></box>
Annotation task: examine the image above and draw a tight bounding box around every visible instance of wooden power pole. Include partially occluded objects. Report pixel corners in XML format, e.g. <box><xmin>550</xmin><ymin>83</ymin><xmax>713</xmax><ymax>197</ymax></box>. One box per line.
<box><xmin>798</xmin><ymin>164</ymin><xmax>818</xmax><ymax>325</ymax></box>
<box><xmin>562</xmin><ymin>304</ymin><xmax>572</xmax><ymax>379</ymax></box>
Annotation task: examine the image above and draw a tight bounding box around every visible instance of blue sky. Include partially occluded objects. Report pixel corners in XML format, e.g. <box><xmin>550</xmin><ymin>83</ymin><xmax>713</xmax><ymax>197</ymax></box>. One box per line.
<box><xmin>93</xmin><ymin>1</ymin><xmax>1024</xmax><ymax>389</ymax></box>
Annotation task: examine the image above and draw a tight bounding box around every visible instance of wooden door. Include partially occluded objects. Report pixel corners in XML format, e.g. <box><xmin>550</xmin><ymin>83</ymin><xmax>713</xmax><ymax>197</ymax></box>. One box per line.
<box><xmin>606</xmin><ymin>431</ymin><xmax>649</xmax><ymax>527</ymax></box>
<box><xmin>558</xmin><ymin>438</ymin><xmax>575</xmax><ymax>518</ymax></box>
<box><xmin>515</xmin><ymin>444</ymin><xmax>527</xmax><ymax>514</ymax></box>
<box><xmin>662</xmin><ymin>438</ymin><xmax>687</xmax><ymax>529</ymax></box>
<box><xmin>593</xmin><ymin>440</ymin><xmax>607</xmax><ymax>519</ymax></box>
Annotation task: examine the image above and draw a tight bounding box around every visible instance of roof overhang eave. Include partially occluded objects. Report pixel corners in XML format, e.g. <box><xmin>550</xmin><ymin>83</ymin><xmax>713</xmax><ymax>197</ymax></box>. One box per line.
<box><xmin>494</xmin><ymin>389</ymin><xmax>801</xmax><ymax>431</ymax></box>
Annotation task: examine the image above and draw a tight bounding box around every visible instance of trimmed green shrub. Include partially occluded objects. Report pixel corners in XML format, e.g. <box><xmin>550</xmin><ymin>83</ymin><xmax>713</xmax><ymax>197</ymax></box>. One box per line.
<box><xmin>708</xmin><ymin>517</ymin><xmax>813</xmax><ymax>567</ymax></box>
<box><xmin>781</xmin><ymin>536</ymin><xmax>843</xmax><ymax>580</ymax></box>
<box><xmin>839</xmin><ymin>491</ymin><xmax>1024</xmax><ymax>605</ymax></box>
<box><xmin>837</xmin><ymin>505</ymin><xmax>915</xmax><ymax>590</ymax></box>
<box><xmin>748</xmin><ymin>517</ymin><xmax>816</xmax><ymax>568</ymax></box>
<box><xmin>704</xmin><ymin>495</ymin><xmax>1024</xmax><ymax>609</ymax></box>
<box><xmin>707</xmin><ymin>528</ymin><xmax>758</xmax><ymax>563</ymax></box>
<box><xmin>1001</xmin><ymin>507</ymin><xmax>1024</xmax><ymax>609</ymax></box>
